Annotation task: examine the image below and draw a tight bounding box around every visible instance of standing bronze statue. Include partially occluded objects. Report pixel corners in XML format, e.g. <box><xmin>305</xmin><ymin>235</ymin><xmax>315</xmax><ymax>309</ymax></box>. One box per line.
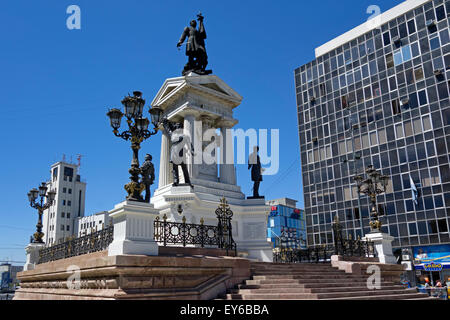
<box><xmin>140</xmin><ymin>154</ymin><xmax>155</xmax><ymax>203</ymax></box>
<box><xmin>161</xmin><ymin>118</ymin><xmax>195</xmax><ymax>188</ymax></box>
<box><xmin>248</xmin><ymin>146</ymin><xmax>264</xmax><ymax>199</ymax></box>
<box><xmin>177</xmin><ymin>13</ymin><xmax>212</xmax><ymax>76</ymax></box>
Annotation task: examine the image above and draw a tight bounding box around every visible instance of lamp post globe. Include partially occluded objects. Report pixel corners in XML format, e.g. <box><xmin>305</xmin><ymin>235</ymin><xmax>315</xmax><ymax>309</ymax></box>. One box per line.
<box><xmin>107</xmin><ymin>91</ymin><xmax>162</xmax><ymax>202</ymax></box>
<box><xmin>28</xmin><ymin>182</ymin><xmax>56</xmax><ymax>244</ymax></box>
<box><xmin>354</xmin><ymin>165</ymin><xmax>390</xmax><ymax>233</ymax></box>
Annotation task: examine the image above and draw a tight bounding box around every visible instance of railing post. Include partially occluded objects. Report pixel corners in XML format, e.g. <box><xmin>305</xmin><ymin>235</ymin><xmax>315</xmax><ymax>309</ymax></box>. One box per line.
<box><xmin>200</xmin><ymin>217</ymin><xmax>205</xmax><ymax>248</ymax></box>
<box><xmin>365</xmin><ymin>238</ymin><xmax>370</xmax><ymax>258</ymax></box>
<box><xmin>182</xmin><ymin>216</ymin><xmax>187</xmax><ymax>247</ymax></box>
<box><xmin>348</xmin><ymin>234</ymin><xmax>354</xmax><ymax>256</ymax></box>
<box><xmin>163</xmin><ymin>214</ymin><xmax>167</xmax><ymax>247</ymax></box>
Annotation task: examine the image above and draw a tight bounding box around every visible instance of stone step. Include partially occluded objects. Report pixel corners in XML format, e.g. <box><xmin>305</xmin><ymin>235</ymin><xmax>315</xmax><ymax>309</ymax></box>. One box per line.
<box><xmin>245</xmin><ymin>278</ymin><xmax>396</xmax><ymax>285</ymax></box>
<box><xmin>252</xmin><ymin>270</ymin><xmax>345</xmax><ymax>275</ymax></box>
<box><xmin>237</xmin><ymin>280</ymin><xmax>397</xmax><ymax>290</ymax></box>
<box><xmin>253</xmin><ymin>272</ymin><xmax>372</xmax><ymax>278</ymax></box>
<box><xmin>226</xmin><ymin>289</ymin><xmax>423</xmax><ymax>300</ymax></box>
<box><xmin>252</xmin><ymin>275</ymin><xmax>372</xmax><ymax>281</ymax></box>
<box><xmin>315</xmin><ymin>288</ymin><xmax>420</xmax><ymax>299</ymax></box>
<box><xmin>230</xmin><ymin>285</ymin><xmax>405</xmax><ymax>295</ymax></box>
<box><xmin>325</xmin><ymin>292</ymin><xmax>430</xmax><ymax>300</ymax></box>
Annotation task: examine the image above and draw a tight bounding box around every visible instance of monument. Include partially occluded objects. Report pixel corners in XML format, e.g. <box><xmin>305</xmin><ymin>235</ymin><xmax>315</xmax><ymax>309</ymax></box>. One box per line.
<box><xmin>149</xmin><ymin>14</ymin><xmax>272</xmax><ymax>261</ymax></box>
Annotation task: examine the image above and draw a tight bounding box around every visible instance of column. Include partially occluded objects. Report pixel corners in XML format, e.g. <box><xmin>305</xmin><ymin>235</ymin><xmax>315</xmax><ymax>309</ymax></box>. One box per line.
<box><xmin>158</xmin><ymin>132</ymin><xmax>171</xmax><ymax>188</ymax></box>
<box><xmin>220</xmin><ymin>125</ymin><xmax>236</xmax><ymax>185</ymax></box>
<box><xmin>184</xmin><ymin>114</ymin><xmax>196</xmax><ymax>180</ymax></box>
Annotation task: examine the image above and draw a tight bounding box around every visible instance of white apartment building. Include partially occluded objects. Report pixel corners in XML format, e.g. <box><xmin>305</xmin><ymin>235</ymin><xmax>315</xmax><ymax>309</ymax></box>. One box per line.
<box><xmin>77</xmin><ymin>211</ymin><xmax>110</xmax><ymax>236</ymax></box>
<box><xmin>42</xmin><ymin>161</ymin><xmax>86</xmax><ymax>244</ymax></box>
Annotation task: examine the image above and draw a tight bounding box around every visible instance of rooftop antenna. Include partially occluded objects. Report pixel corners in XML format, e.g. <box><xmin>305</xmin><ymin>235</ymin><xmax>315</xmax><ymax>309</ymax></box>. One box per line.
<box><xmin>77</xmin><ymin>154</ymin><xmax>84</xmax><ymax>175</ymax></box>
<box><xmin>62</xmin><ymin>154</ymin><xmax>66</xmax><ymax>162</ymax></box>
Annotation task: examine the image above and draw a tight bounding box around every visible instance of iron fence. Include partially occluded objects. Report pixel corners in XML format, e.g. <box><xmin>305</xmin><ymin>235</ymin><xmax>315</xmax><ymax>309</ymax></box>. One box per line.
<box><xmin>273</xmin><ymin>245</ymin><xmax>335</xmax><ymax>264</ymax></box>
<box><xmin>273</xmin><ymin>216</ymin><xmax>376</xmax><ymax>264</ymax></box>
<box><xmin>154</xmin><ymin>214</ymin><xmax>236</xmax><ymax>255</ymax></box>
<box><xmin>37</xmin><ymin>225</ymin><xmax>114</xmax><ymax>264</ymax></box>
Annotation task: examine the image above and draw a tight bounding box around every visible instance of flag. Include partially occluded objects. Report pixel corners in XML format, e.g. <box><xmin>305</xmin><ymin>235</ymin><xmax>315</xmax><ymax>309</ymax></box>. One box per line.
<box><xmin>410</xmin><ymin>176</ymin><xmax>418</xmax><ymax>205</ymax></box>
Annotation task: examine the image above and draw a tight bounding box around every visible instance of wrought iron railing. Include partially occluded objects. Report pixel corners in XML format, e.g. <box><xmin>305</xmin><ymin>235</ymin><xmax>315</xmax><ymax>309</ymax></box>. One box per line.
<box><xmin>37</xmin><ymin>225</ymin><xmax>114</xmax><ymax>264</ymax></box>
<box><xmin>273</xmin><ymin>238</ymin><xmax>376</xmax><ymax>264</ymax></box>
<box><xmin>154</xmin><ymin>214</ymin><xmax>236</xmax><ymax>255</ymax></box>
<box><xmin>273</xmin><ymin>216</ymin><xmax>377</xmax><ymax>264</ymax></box>
<box><xmin>273</xmin><ymin>245</ymin><xmax>335</xmax><ymax>264</ymax></box>
<box><xmin>333</xmin><ymin>234</ymin><xmax>377</xmax><ymax>258</ymax></box>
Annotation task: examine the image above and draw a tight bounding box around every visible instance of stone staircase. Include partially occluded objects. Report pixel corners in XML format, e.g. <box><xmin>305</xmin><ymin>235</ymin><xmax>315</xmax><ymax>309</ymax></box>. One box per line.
<box><xmin>222</xmin><ymin>262</ymin><xmax>431</xmax><ymax>300</ymax></box>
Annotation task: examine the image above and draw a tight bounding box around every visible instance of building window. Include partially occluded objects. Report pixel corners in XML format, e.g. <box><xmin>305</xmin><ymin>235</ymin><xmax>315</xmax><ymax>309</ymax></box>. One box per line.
<box><xmin>66</xmin><ymin>225</ymin><xmax>70</xmax><ymax>231</ymax></box>
<box><xmin>61</xmin><ymin>212</ymin><xmax>65</xmax><ymax>218</ymax></box>
<box><xmin>67</xmin><ymin>212</ymin><xmax>70</xmax><ymax>219</ymax></box>
<box><xmin>414</xmin><ymin>66</ymin><xmax>424</xmax><ymax>82</ymax></box>
<box><xmin>407</xmin><ymin>19</ymin><xmax>416</xmax><ymax>34</ymax></box>
<box><xmin>68</xmin><ymin>201</ymin><xmax>71</xmax><ymax>206</ymax></box>
<box><xmin>61</xmin><ymin>224</ymin><xmax>64</xmax><ymax>231</ymax></box>
<box><xmin>430</xmin><ymin>35</ymin><xmax>440</xmax><ymax>51</ymax></box>
<box><xmin>68</xmin><ymin>188</ymin><xmax>72</xmax><ymax>194</ymax></box>
<box><xmin>386</xmin><ymin>53</ymin><xmax>394</xmax><ymax>68</ymax></box>
<box><xmin>63</xmin><ymin>188</ymin><xmax>66</xmax><ymax>193</ymax></box>
<box><xmin>392</xmin><ymin>99</ymin><xmax>401</xmax><ymax>115</ymax></box>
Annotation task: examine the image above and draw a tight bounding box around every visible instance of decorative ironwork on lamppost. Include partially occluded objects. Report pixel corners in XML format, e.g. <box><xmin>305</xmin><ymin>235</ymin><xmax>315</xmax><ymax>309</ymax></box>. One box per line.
<box><xmin>107</xmin><ymin>91</ymin><xmax>163</xmax><ymax>202</ymax></box>
<box><xmin>354</xmin><ymin>165</ymin><xmax>389</xmax><ymax>233</ymax></box>
<box><xmin>28</xmin><ymin>183</ymin><xmax>56</xmax><ymax>243</ymax></box>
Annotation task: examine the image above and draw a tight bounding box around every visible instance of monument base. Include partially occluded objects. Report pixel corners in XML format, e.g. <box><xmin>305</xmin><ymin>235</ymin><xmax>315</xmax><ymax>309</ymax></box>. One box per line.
<box><xmin>24</xmin><ymin>243</ymin><xmax>45</xmax><ymax>271</ymax></box>
<box><xmin>152</xmin><ymin>181</ymin><xmax>272</xmax><ymax>262</ymax></box>
<box><xmin>108</xmin><ymin>200</ymin><xmax>160</xmax><ymax>257</ymax></box>
<box><xmin>363</xmin><ymin>232</ymin><xmax>397</xmax><ymax>264</ymax></box>
<box><xmin>15</xmin><ymin>251</ymin><xmax>250</xmax><ymax>300</ymax></box>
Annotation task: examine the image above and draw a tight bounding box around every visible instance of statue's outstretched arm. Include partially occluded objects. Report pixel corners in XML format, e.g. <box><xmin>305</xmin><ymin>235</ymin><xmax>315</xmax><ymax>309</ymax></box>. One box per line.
<box><xmin>199</xmin><ymin>21</ymin><xmax>206</xmax><ymax>40</ymax></box>
<box><xmin>177</xmin><ymin>27</ymin><xmax>189</xmax><ymax>46</ymax></box>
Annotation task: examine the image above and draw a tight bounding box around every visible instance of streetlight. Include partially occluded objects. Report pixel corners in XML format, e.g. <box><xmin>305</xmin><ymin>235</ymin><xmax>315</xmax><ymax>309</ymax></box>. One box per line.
<box><xmin>354</xmin><ymin>165</ymin><xmax>389</xmax><ymax>233</ymax></box>
<box><xmin>107</xmin><ymin>91</ymin><xmax>163</xmax><ymax>202</ymax></box>
<box><xmin>28</xmin><ymin>182</ymin><xmax>56</xmax><ymax>243</ymax></box>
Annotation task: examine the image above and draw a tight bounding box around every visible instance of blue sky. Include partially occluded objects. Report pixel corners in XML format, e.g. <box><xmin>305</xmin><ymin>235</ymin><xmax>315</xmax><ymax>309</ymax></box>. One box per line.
<box><xmin>0</xmin><ymin>0</ymin><xmax>401</xmax><ymax>262</ymax></box>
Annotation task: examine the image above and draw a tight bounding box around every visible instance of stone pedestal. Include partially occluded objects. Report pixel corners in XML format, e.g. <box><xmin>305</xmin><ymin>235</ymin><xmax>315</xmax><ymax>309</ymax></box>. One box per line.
<box><xmin>363</xmin><ymin>232</ymin><xmax>397</xmax><ymax>264</ymax></box>
<box><xmin>108</xmin><ymin>201</ymin><xmax>160</xmax><ymax>257</ymax></box>
<box><xmin>24</xmin><ymin>243</ymin><xmax>45</xmax><ymax>271</ymax></box>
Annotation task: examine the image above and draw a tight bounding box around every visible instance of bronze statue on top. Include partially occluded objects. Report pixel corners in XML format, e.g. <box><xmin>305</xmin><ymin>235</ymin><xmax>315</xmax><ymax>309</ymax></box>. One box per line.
<box><xmin>177</xmin><ymin>13</ymin><xmax>212</xmax><ymax>76</ymax></box>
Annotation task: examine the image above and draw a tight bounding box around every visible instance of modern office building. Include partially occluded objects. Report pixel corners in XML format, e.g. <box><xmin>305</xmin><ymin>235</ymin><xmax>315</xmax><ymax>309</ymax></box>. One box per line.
<box><xmin>294</xmin><ymin>0</ymin><xmax>450</xmax><ymax>257</ymax></box>
<box><xmin>42</xmin><ymin>161</ymin><xmax>87</xmax><ymax>244</ymax></box>
<box><xmin>266</xmin><ymin>198</ymin><xmax>307</xmax><ymax>249</ymax></box>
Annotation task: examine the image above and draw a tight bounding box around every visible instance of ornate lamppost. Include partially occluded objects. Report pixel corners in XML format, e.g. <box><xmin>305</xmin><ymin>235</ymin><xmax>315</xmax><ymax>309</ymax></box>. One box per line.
<box><xmin>28</xmin><ymin>183</ymin><xmax>56</xmax><ymax>243</ymax></box>
<box><xmin>354</xmin><ymin>165</ymin><xmax>389</xmax><ymax>232</ymax></box>
<box><xmin>107</xmin><ymin>91</ymin><xmax>163</xmax><ymax>202</ymax></box>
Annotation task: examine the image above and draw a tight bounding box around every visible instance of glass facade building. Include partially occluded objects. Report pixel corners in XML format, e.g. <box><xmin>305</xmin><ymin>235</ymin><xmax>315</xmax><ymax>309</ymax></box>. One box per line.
<box><xmin>294</xmin><ymin>0</ymin><xmax>450</xmax><ymax>250</ymax></box>
<box><xmin>266</xmin><ymin>198</ymin><xmax>307</xmax><ymax>249</ymax></box>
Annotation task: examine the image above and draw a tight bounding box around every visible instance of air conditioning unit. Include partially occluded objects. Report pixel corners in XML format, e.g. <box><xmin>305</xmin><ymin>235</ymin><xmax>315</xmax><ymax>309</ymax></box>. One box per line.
<box><xmin>310</xmin><ymin>96</ymin><xmax>316</xmax><ymax>102</ymax></box>
<box><xmin>312</xmin><ymin>137</ymin><xmax>318</xmax><ymax>142</ymax></box>
<box><xmin>434</xmin><ymin>69</ymin><xmax>443</xmax><ymax>76</ymax></box>
<box><xmin>426</xmin><ymin>19</ymin><xmax>436</xmax><ymax>28</ymax></box>
<box><xmin>392</xmin><ymin>36</ymin><xmax>401</xmax><ymax>45</ymax></box>
<box><xmin>401</xmin><ymin>97</ymin><xmax>410</xmax><ymax>106</ymax></box>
